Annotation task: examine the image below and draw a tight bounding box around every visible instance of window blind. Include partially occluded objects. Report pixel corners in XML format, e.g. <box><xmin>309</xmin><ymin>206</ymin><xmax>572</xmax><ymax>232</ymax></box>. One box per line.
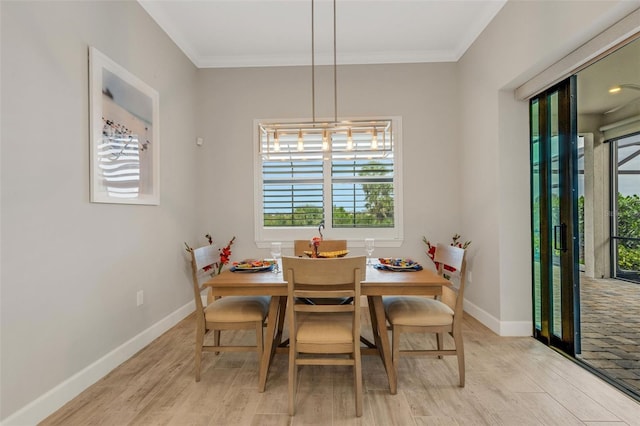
<box><xmin>332</xmin><ymin>158</ymin><xmax>394</xmax><ymax>228</ymax></box>
<box><xmin>263</xmin><ymin>159</ymin><xmax>324</xmax><ymax>226</ymax></box>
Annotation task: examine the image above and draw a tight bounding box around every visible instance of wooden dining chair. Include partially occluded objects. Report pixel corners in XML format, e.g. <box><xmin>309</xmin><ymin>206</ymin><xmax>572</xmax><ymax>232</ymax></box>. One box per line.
<box><xmin>382</xmin><ymin>243</ymin><xmax>467</xmax><ymax>387</ymax></box>
<box><xmin>293</xmin><ymin>239</ymin><xmax>348</xmax><ymax>257</ymax></box>
<box><xmin>189</xmin><ymin>245</ymin><xmax>270</xmax><ymax>382</ymax></box>
<box><xmin>293</xmin><ymin>239</ymin><xmax>352</xmax><ymax>305</ymax></box>
<box><xmin>282</xmin><ymin>255</ymin><xmax>366</xmax><ymax>417</ymax></box>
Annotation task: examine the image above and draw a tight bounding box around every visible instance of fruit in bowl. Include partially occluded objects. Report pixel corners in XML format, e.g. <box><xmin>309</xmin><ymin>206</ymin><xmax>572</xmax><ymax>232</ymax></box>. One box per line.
<box><xmin>303</xmin><ymin>250</ymin><xmax>349</xmax><ymax>258</ymax></box>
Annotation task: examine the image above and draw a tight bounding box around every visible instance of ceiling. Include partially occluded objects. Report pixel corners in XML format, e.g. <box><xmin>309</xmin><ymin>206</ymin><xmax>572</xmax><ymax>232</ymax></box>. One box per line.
<box><xmin>577</xmin><ymin>38</ymin><xmax>640</xmax><ymax>117</ymax></box>
<box><xmin>138</xmin><ymin>0</ymin><xmax>639</xmax><ymax>118</ymax></box>
<box><xmin>138</xmin><ymin>0</ymin><xmax>507</xmax><ymax>68</ymax></box>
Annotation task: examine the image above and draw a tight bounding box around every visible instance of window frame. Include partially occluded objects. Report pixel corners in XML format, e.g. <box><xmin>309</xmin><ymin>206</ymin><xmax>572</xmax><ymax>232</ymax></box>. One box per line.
<box><xmin>253</xmin><ymin>116</ymin><xmax>404</xmax><ymax>249</ymax></box>
<box><xmin>609</xmin><ymin>133</ymin><xmax>640</xmax><ymax>283</ymax></box>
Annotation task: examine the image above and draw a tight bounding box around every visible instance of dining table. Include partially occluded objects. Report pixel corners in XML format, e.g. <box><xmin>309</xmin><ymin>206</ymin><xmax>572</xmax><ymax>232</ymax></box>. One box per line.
<box><xmin>203</xmin><ymin>261</ymin><xmax>451</xmax><ymax>395</ymax></box>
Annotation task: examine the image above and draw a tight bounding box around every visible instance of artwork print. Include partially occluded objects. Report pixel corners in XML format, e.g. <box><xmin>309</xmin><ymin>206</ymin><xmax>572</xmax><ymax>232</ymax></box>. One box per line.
<box><xmin>89</xmin><ymin>47</ymin><xmax>159</xmax><ymax>205</ymax></box>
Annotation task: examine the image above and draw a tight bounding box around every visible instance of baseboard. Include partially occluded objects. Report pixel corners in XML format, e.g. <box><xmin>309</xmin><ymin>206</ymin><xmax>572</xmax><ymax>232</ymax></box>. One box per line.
<box><xmin>2</xmin><ymin>301</ymin><xmax>195</xmax><ymax>426</ymax></box>
<box><xmin>499</xmin><ymin>319</ymin><xmax>533</xmax><ymax>337</ymax></box>
<box><xmin>463</xmin><ymin>298</ymin><xmax>532</xmax><ymax>337</ymax></box>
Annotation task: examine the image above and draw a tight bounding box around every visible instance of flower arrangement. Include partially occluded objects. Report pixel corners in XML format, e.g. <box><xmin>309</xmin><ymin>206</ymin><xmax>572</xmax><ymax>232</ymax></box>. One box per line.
<box><xmin>217</xmin><ymin>236</ymin><xmax>235</xmax><ymax>275</ymax></box>
<box><xmin>422</xmin><ymin>234</ymin><xmax>471</xmax><ymax>277</ymax></box>
<box><xmin>185</xmin><ymin>234</ymin><xmax>236</xmax><ymax>275</ymax></box>
<box><xmin>310</xmin><ymin>236</ymin><xmax>322</xmax><ymax>258</ymax></box>
<box><xmin>309</xmin><ymin>221</ymin><xmax>324</xmax><ymax>258</ymax></box>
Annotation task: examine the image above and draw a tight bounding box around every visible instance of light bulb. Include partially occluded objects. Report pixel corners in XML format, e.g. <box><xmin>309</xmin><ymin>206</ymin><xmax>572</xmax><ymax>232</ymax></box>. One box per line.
<box><xmin>322</xmin><ymin>130</ymin><xmax>329</xmax><ymax>151</ymax></box>
<box><xmin>274</xmin><ymin>130</ymin><xmax>280</xmax><ymax>151</ymax></box>
<box><xmin>346</xmin><ymin>128</ymin><xmax>353</xmax><ymax>150</ymax></box>
<box><xmin>371</xmin><ymin>128</ymin><xmax>378</xmax><ymax>150</ymax></box>
<box><xmin>609</xmin><ymin>86</ymin><xmax>622</xmax><ymax>94</ymax></box>
<box><xmin>297</xmin><ymin>129</ymin><xmax>304</xmax><ymax>151</ymax></box>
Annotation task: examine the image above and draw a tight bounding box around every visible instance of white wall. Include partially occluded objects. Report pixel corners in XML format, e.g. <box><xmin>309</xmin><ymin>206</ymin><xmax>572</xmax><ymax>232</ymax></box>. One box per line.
<box><xmin>195</xmin><ymin>63</ymin><xmax>462</xmax><ymax>261</ymax></box>
<box><xmin>458</xmin><ymin>0</ymin><xmax>640</xmax><ymax>334</ymax></box>
<box><xmin>2</xmin><ymin>0</ymin><xmax>639</xmax><ymax>423</ymax></box>
<box><xmin>1</xmin><ymin>1</ymin><xmax>199</xmax><ymax>422</ymax></box>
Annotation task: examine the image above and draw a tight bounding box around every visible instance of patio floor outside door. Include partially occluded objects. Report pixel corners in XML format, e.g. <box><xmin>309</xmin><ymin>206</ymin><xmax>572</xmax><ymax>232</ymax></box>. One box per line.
<box><xmin>578</xmin><ymin>274</ymin><xmax>640</xmax><ymax>399</ymax></box>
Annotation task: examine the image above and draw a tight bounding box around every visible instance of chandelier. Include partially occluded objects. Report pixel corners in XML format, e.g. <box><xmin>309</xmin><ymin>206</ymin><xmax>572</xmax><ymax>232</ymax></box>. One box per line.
<box><xmin>259</xmin><ymin>0</ymin><xmax>393</xmax><ymax>160</ymax></box>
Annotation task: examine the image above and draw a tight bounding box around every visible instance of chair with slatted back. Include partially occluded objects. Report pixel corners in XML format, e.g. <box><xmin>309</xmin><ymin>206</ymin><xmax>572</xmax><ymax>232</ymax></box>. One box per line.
<box><xmin>382</xmin><ymin>243</ymin><xmax>467</xmax><ymax>388</ymax></box>
<box><xmin>282</xmin><ymin>255</ymin><xmax>366</xmax><ymax>417</ymax></box>
<box><xmin>189</xmin><ymin>244</ymin><xmax>271</xmax><ymax>382</ymax></box>
<box><xmin>293</xmin><ymin>239</ymin><xmax>351</xmax><ymax>305</ymax></box>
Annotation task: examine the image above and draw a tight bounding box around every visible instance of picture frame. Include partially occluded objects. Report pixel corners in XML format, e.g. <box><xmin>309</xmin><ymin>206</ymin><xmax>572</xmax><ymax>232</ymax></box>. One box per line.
<box><xmin>89</xmin><ymin>46</ymin><xmax>160</xmax><ymax>205</ymax></box>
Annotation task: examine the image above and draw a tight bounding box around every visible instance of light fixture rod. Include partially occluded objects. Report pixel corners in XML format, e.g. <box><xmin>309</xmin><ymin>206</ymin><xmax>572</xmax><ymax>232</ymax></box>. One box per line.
<box><xmin>333</xmin><ymin>0</ymin><xmax>337</xmax><ymax>123</ymax></box>
<box><xmin>310</xmin><ymin>0</ymin><xmax>337</xmax><ymax>124</ymax></box>
<box><xmin>311</xmin><ymin>0</ymin><xmax>316</xmax><ymax>123</ymax></box>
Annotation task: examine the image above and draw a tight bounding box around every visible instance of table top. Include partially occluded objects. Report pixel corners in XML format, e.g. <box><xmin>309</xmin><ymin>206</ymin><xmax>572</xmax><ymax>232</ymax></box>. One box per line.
<box><xmin>204</xmin><ymin>263</ymin><xmax>450</xmax><ymax>297</ymax></box>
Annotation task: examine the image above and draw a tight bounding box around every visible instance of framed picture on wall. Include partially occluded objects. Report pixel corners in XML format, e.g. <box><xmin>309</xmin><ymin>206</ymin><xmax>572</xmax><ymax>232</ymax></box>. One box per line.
<box><xmin>89</xmin><ymin>46</ymin><xmax>160</xmax><ymax>205</ymax></box>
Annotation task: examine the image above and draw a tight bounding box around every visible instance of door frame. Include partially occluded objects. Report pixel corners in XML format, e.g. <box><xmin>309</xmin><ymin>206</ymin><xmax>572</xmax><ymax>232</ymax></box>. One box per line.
<box><xmin>530</xmin><ymin>76</ymin><xmax>581</xmax><ymax>356</ymax></box>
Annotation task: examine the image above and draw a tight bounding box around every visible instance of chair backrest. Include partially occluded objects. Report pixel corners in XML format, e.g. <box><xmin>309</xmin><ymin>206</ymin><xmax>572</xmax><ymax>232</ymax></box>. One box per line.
<box><xmin>189</xmin><ymin>245</ymin><xmax>217</xmax><ymax>312</ymax></box>
<box><xmin>433</xmin><ymin>243</ymin><xmax>467</xmax><ymax>313</ymax></box>
<box><xmin>293</xmin><ymin>239</ymin><xmax>348</xmax><ymax>256</ymax></box>
<box><xmin>282</xmin><ymin>256</ymin><xmax>365</xmax><ymax>312</ymax></box>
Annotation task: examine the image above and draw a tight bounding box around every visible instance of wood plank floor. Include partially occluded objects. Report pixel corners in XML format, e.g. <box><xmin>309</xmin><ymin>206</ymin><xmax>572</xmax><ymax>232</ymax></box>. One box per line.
<box><xmin>41</xmin><ymin>311</ymin><xmax>640</xmax><ymax>425</ymax></box>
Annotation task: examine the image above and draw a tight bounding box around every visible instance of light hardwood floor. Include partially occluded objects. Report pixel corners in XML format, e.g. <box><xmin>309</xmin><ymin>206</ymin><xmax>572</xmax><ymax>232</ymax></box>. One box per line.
<box><xmin>41</xmin><ymin>311</ymin><xmax>640</xmax><ymax>425</ymax></box>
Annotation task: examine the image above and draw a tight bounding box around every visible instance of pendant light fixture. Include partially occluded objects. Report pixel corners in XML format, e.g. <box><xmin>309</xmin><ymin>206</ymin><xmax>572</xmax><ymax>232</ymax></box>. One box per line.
<box><xmin>259</xmin><ymin>0</ymin><xmax>393</xmax><ymax>160</ymax></box>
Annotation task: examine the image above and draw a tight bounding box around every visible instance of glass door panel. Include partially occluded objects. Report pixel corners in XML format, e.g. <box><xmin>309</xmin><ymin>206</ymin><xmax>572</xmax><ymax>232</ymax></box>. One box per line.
<box><xmin>550</xmin><ymin>92</ymin><xmax>563</xmax><ymax>339</ymax></box>
<box><xmin>532</xmin><ymin>99</ymin><xmax>542</xmax><ymax>332</ymax></box>
<box><xmin>530</xmin><ymin>77</ymin><xmax>580</xmax><ymax>355</ymax></box>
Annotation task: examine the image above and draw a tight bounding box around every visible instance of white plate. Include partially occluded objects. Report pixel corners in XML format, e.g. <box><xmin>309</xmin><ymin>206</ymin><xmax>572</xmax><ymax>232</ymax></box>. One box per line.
<box><xmin>233</xmin><ymin>264</ymin><xmax>272</xmax><ymax>272</ymax></box>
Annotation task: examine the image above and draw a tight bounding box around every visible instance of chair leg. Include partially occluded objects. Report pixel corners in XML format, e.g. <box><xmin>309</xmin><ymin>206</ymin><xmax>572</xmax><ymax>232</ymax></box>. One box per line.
<box><xmin>288</xmin><ymin>347</ymin><xmax>297</xmax><ymax>416</ymax></box>
<box><xmin>195</xmin><ymin>327</ymin><xmax>204</xmax><ymax>382</ymax></box>
<box><xmin>255</xmin><ymin>321</ymin><xmax>264</xmax><ymax>362</ymax></box>
<box><xmin>392</xmin><ymin>326</ymin><xmax>400</xmax><ymax>387</ymax></box>
<box><xmin>453</xmin><ymin>328</ymin><xmax>465</xmax><ymax>387</ymax></box>
<box><xmin>214</xmin><ymin>330</ymin><xmax>221</xmax><ymax>355</ymax></box>
<box><xmin>354</xmin><ymin>347</ymin><xmax>363</xmax><ymax>417</ymax></box>
<box><xmin>436</xmin><ymin>332</ymin><xmax>444</xmax><ymax>359</ymax></box>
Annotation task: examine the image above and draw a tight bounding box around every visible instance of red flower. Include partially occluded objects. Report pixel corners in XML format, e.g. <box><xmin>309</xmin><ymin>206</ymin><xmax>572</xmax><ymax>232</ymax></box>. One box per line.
<box><xmin>423</xmin><ymin>234</ymin><xmax>471</xmax><ymax>275</ymax></box>
<box><xmin>185</xmin><ymin>234</ymin><xmax>236</xmax><ymax>275</ymax></box>
<box><xmin>217</xmin><ymin>236</ymin><xmax>236</xmax><ymax>275</ymax></box>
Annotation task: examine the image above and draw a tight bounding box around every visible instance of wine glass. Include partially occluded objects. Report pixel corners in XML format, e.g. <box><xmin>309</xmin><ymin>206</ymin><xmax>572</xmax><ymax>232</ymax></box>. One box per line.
<box><xmin>364</xmin><ymin>238</ymin><xmax>375</xmax><ymax>265</ymax></box>
<box><xmin>270</xmin><ymin>242</ymin><xmax>282</xmax><ymax>273</ymax></box>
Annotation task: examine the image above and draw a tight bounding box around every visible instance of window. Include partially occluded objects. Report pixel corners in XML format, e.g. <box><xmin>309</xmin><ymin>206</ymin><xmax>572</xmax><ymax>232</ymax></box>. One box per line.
<box><xmin>253</xmin><ymin>117</ymin><xmax>403</xmax><ymax>248</ymax></box>
<box><xmin>610</xmin><ymin>133</ymin><xmax>640</xmax><ymax>283</ymax></box>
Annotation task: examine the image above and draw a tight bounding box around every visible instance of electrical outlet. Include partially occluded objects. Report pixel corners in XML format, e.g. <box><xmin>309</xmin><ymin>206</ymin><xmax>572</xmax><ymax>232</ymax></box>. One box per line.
<box><xmin>137</xmin><ymin>290</ymin><xmax>144</xmax><ymax>306</ymax></box>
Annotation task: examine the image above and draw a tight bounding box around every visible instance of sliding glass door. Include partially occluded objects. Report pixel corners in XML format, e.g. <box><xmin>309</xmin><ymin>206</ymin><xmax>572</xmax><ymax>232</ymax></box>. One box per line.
<box><xmin>530</xmin><ymin>77</ymin><xmax>580</xmax><ymax>355</ymax></box>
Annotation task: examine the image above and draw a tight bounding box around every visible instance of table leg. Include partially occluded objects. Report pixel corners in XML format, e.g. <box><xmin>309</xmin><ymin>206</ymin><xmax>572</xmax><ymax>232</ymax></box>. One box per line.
<box><xmin>276</xmin><ymin>295</ymin><xmax>287</xmax><ymax>341</ymax></box>
<box><xmin>258</xmin><ymin>296</ymin><xmax>283</xmax><ymax>392</ymax></box>
<box><xmin>367</xmin><ymin>297</ymin><xmax>382</xmax><ymax>352</ymax></box>
<box><xmin>370</xmin><ymin>295</ymin><xmax>397</xmax><ymax>394</ymax></box>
